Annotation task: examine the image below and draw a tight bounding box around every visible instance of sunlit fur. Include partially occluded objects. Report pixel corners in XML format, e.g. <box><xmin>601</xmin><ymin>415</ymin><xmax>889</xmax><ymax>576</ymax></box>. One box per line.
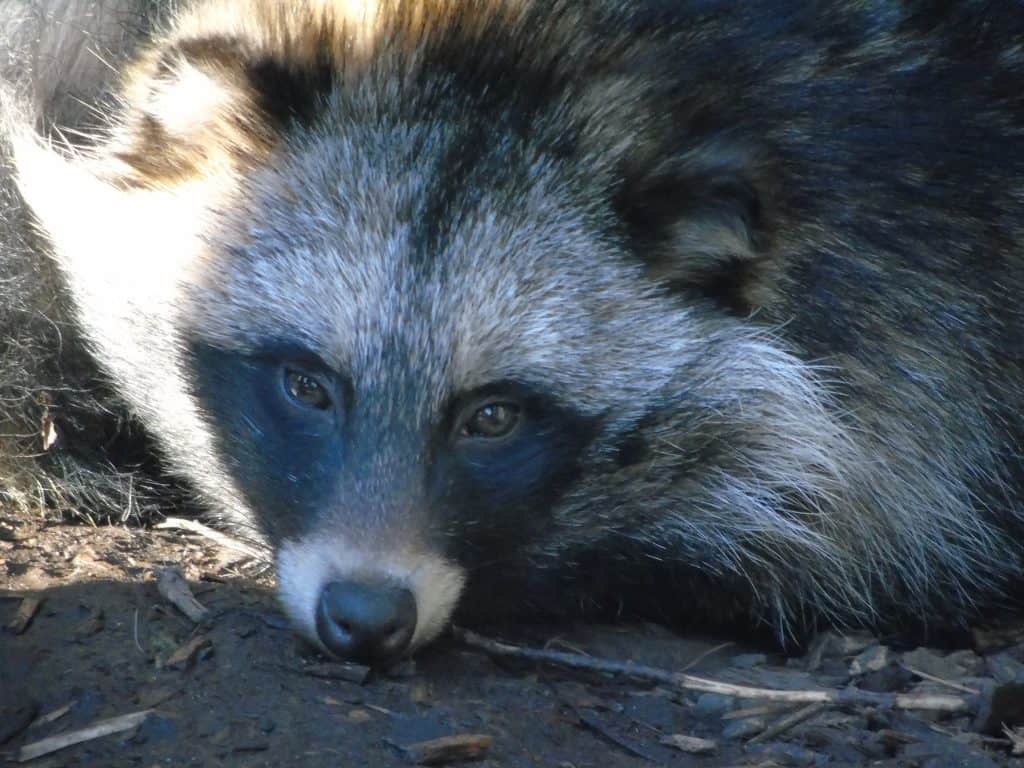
<box><xmin>2</xmin><ymin>0</ymin><xmax>1024</xmax><ymax>650</ymax></box>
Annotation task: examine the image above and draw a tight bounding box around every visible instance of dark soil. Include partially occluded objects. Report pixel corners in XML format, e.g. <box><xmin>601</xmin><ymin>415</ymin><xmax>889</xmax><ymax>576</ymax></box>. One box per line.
<box><xmin>3</xmin><ymin>511</ymin><xmax>1024</xmax><ymax>767</ymax></box>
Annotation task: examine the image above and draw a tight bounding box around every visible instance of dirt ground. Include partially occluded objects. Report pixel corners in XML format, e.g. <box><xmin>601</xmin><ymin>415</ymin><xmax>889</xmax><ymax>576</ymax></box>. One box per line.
<box><xmin>3</xmin><ymin>510</ymin><xmax>1024</xmax><ymax>767</ymax></box>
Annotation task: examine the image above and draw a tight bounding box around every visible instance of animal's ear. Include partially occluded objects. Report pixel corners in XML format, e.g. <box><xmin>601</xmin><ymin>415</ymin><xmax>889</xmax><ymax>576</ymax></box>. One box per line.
<box><xmin>110</xmin><ymin>37</ymin><xmax>272</xmax><ymax>186</ymax></box>
<box><xmin>614</xmin><ymin>140</ymin><xmax>773</xmax><ymax>314</ymax></box>
<box><xmin>109</xmin><ymin>34</ymin><xmax>332</xmax><ymax>187</ymax></box>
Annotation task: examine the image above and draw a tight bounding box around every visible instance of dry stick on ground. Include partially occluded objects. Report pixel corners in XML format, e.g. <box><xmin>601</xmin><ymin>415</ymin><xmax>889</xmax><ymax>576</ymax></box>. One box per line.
<box><xmin>748</xmin><ymin>702</ymin><xmax>829</xmax><ymax>744</ymax></box>
<box><xmin>17</xmin><ymin>710</ymin><xmax>153</xmax><ymax>762</ymax></box>
<box><xmin>155</xmin><ymin>517</ymin><xmax>268</xmax><ymax>562</ymax></box>
<box><xmin>901</xmin><ymin>664</ymin><xmax>981</xmax><ymax>695</ymax></box>
<box><xmin>452</xmin><ymin>628</ymin><xmax>973</xmax><ymax>714</ymax></box>
<box><xmin>28</xmin><ymin>700</ymin><xmax>76</xmax><ymax>731</ymax></box>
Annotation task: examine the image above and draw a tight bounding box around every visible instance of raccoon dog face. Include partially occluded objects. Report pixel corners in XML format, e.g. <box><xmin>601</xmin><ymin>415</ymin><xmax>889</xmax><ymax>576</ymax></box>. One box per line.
<box><xmin>9</xmin><ymin>1</ymin><xmax>837</xmax><ymax>662</ymax></box>
<box><xmin>182</xmin><ymin>120</ymin><xmax>709</xmax><ymax>661</ymax></box>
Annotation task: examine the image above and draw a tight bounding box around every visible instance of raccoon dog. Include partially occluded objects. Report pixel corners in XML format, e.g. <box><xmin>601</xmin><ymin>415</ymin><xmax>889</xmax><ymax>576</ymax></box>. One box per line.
<box><xmin>2</xmin><ymin>0</ymin><xmax>1024</xmax><ymax>663</ymax></box>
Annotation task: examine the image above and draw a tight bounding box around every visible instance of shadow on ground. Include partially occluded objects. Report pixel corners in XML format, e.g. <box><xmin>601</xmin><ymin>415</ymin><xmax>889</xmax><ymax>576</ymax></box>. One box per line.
<box><xmin>1</xmin><ymin>516</ymin><xmax>1022</xmax><ymax>767</ymax></box>
<box><xmin>1</xmin><ymin>574</ymin><xmax>749</xmax><ymax>767</ymax></box>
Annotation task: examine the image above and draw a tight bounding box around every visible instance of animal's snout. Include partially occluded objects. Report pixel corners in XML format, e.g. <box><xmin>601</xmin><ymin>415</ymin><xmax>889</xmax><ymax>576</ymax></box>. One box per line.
<box><xmin>315</xmin><ymin>580</ymin><xmax>417</xmax><ymax>664</ymax></box>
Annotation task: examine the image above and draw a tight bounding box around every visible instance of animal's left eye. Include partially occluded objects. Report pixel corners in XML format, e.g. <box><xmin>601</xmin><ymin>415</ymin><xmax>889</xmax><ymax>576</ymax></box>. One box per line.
<box><xmin>460</xmin><ymin>402</ymin><xmax>520</xmax><ymax>439</ymax></box>
<box><xmin>284</xmin><ymin>369</ymin><xmax>332</xmax><ymax>410</ymax></box>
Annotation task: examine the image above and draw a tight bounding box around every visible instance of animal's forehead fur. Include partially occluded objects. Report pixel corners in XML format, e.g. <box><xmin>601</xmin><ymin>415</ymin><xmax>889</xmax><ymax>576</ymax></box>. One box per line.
<box><xmin>127</xmin><ymin>0</ymin><xmax>701</xmax><ymax>421</ymax></box>
<box><xmin>185</xmin><ymin>111</ymin><xmax>696</xmax><ymax>420</ymax></box>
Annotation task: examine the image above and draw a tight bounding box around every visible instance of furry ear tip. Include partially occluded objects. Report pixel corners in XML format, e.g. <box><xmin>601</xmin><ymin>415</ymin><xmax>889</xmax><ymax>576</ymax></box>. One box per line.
<box><xmin>615</xmin><ymin>138</ymin><xmax>772</xmax><ymax>311</ymax></box>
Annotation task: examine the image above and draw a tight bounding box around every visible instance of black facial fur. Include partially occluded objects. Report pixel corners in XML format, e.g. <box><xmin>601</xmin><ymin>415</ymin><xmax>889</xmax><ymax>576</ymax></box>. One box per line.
<box><xmin>186</xmin><ymin>340</ymin><xmax>348</xmax><ymax>540</ymax></box>
<box><xmin>432</xmin><ymin>382</ymin><xmax>600</xmax><ymax>567</ymax></box>
<box><xmin>188</xmin><ymin>340</ymin><xmax>598</xmax><ymax>565</ymax></box>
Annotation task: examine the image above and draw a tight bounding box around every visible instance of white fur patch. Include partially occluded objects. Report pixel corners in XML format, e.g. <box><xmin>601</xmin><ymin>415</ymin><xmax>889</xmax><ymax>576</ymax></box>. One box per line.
<box><xmin>147</xmin><ymin>58</ymin><xmax>236</xmax><ymax>138</ymax></box>
<box><xmin>277</xmin><ymin>534</ymin><xmax>466</xmax><ymax>655</ymax></box>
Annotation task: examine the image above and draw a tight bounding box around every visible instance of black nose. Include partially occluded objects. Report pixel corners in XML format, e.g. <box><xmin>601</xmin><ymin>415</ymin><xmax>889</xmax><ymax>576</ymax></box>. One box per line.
<box><xmin>315</xmin><ymin>580</ymin><xmax>417</xmax><ymax>664</ymax></box>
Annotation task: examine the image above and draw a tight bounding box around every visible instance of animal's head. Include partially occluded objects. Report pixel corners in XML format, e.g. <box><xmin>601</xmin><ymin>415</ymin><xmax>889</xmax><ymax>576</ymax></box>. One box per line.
<box><xmin>12</xmin><ymin>0</ymin><xmax>856</xmax><ymax>662</ymax></box>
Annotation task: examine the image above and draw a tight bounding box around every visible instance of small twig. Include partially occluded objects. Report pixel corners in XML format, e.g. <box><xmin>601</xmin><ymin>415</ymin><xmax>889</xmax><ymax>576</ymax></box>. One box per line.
<box><xmin>901</xmin><ymin>664</ymin><xmax>980</xmax><ymax>695</ymax></box>
<box><xmin>748</xmin><ymin>702</ymin><xmax>828</xmax><ymax>744</ymax></box>
<box><xmin>132</xmin><ymin>608</ymin><xmax>143</xmax><ymax>653</ymax></box>
<box><xmin>28</xmin><ymin>701</ymin><xmax>76</xmax><ymax>732</ymax></box>
<box><xmin>153</xmin><ymin>567</ymin><xmax>207</xmax><ymax>623</ymax></box>
<box><xmin>155</xmin><ymin>517</ymin><xmax>268</xmax><ymax>561</ymax></box>
<box><xmin>18</xmin><ymin>709</ymin><xmax>152</xmax><ymax>762</ymax></box>
<box><xmin>680</xmin><ymin>641</ymin><xmax>735</xmax><ymax>672</ymax></box>
<box><xmin>453</xmin><ymin>628</ymin><xmax>973</xmax><ymax>713</ymax></box>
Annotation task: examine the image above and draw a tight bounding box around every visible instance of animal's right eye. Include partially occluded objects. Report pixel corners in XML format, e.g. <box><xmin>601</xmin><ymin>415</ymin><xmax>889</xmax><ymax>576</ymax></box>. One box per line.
<box><xmin>283</xmin><ymin>368</ymin><xmax>332</xmax><ymax>411</ymax></box>
<box><xmin>460</xmin><ymin>402</ymin><xmax>521</xmax><ymax>439</ymax></box>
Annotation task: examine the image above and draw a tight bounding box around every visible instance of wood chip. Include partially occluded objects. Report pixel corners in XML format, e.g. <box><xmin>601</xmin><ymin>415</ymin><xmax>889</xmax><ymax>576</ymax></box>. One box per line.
<box><xmin>6</xmin><ymin>597</ymin><xmax>42</xmax><ymax>634</ymax></box>
<box><xmin>17</xmin><ymin>709</ymin><xmax>152</xmax><ymax>762</ymax></box>
<box><xmin>401</xmin><ymin>734</ymin><xmax>493</xmax><ymax>765</ymax></box>
<box><xmin>163</xmin><ymin>634</ymin><xmax>212</xmax><ymax>669</ymax></box>
<box><xmin>154</xmin><ymin>567</ymin><xmax>207</xmax><ymax>622</ymax></box>
<box><xmin>659</xmin><ymin>733</ymin><xmax>717</xmax><ymax>754</ymax></box>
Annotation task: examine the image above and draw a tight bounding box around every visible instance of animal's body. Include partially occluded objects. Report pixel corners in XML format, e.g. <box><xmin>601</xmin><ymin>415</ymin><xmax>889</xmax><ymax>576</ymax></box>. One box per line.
<box><xmin>2</xmin><ymin>0</ymin><xmax>1024</xmax><ymax>662</ymax></box>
